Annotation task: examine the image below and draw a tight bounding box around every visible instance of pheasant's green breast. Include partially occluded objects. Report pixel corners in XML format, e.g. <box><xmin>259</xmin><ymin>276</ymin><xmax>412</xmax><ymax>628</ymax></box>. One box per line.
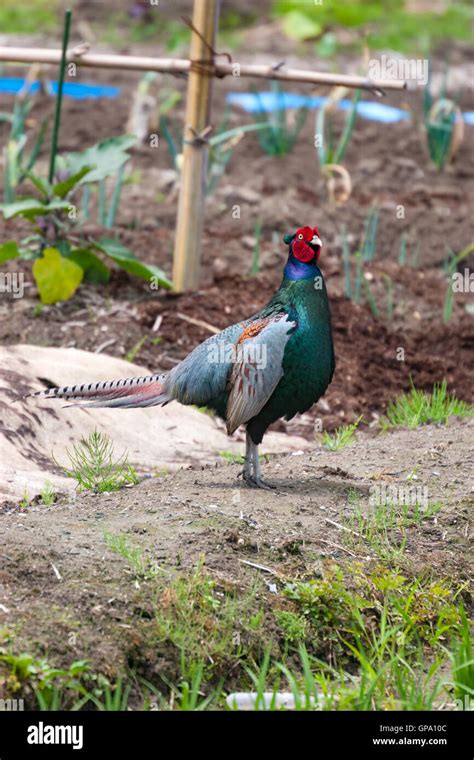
<box><xmin>247</xmin><ymin>268</ymin><xmax>335</xmax><ymax>443</ymax></box>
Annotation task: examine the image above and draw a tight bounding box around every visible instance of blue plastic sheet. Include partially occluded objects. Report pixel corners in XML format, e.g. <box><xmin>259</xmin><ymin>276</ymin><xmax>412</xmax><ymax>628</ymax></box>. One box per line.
<box><xmin>0</xmin><ymin>77</ymin><xmax>120</xmax><ymax>99</ymax></box>
<box><xmin>1</xmin><ymin>78</ymin><xmax>471</xmax><ymax>123</ymax></box>
<box><xmin>226</xmin><ymin>91</ymin><xmax>474</xmax><ymax>126</ymax></box>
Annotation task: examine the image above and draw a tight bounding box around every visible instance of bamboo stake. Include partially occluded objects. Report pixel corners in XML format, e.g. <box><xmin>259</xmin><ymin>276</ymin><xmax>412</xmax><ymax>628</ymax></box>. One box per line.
<box><xmin>0</xmin><ymin>47</ymin><xmax>407</xmax><ymax>91</ymax></box>
<box><xmin>172</xmin><ymin>0</ymin><xmax>219</xmax><ymax>292</ymax></box>
<box><xmin>48</xmin><ymin>9</ymin><xmax>71</xmax><ymax>183</ymax></box>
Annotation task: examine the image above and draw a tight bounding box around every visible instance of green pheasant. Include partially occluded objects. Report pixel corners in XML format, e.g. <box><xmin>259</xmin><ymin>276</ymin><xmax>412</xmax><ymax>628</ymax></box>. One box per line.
<box><xmin>31</xmin><ymin>225</ymin><xmax>335</xmax><ymax>487</ymax></box>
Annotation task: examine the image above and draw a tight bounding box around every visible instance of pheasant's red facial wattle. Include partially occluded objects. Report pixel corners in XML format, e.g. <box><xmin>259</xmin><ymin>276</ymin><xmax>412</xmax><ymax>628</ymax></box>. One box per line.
<box><xmin>291</xmin><ymin>226</ymin><xmax>322</xmax><ymax>263</ymax></box>
<box><xmin>292</xmin><ymin>238</ymin><xmax>314</xmax><ymax>262</ymax></box>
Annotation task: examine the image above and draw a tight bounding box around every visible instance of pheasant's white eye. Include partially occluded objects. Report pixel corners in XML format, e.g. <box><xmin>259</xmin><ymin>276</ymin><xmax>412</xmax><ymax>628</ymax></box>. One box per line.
<box><xmin>298</xmin><ymin>233</ymin><xmax>303</xmax><ymax>240</ymax></box>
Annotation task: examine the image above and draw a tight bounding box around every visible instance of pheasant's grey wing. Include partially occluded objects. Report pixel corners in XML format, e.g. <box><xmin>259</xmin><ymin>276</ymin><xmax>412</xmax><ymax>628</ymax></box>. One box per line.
<box><xmin>26</xmin><ymin>322</ymin><xmax>247</xmax><ymax>410</ymax></box>
<box><xmin>226</xmin><ymin>314</ymin><xmax>296</xmax><ymax>434</ymax></box>
<box><xmin>165</xmin><ymin>322</ymin><xmax>246</xmax><ymax>406</ymax></box>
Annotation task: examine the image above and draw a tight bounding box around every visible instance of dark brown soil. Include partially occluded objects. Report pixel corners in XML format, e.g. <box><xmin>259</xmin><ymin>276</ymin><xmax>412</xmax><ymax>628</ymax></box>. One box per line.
<box><xmin>1</xmin><ymin>255</ymin><xmax>473</xmax><ymax>438</ymax></box>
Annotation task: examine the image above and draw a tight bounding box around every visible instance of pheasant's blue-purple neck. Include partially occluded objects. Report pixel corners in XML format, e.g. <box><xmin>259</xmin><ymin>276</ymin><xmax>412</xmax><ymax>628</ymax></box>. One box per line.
<box><xmin>284</xmin><ymin>255</ymin><xmax>321</xmax><ymax>282</ymax></box>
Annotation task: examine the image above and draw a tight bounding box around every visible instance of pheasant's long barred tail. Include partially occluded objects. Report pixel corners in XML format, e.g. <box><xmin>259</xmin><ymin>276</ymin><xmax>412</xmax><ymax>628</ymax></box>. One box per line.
<box><xmin>28</xmin><ymin>374</ymin><xmax>169</xmax><ymax>409</ymax></box>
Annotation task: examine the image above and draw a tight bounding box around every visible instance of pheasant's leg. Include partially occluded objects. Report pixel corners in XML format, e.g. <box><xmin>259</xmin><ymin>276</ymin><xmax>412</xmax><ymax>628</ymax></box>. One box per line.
<box><xmin>252</xmin><ymin>442</ymin><xmax>261</xmax><ymax>480</ymax></box>
<box><xmin>242</xmin><ymin>430</ymin><xmax>254</xmax><ymax>482</ymax></box>
<box><xmin>242</xmin><ymin>430</ymin><xmax>274</xmax><ymax>490</ymax></box>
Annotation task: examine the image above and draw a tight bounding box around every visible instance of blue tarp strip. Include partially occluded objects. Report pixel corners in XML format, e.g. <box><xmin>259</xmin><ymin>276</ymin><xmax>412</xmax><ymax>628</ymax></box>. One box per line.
<box><xmin>0</xmin><ymin>77</ymin><xmax>120</xmax><ymax>99</ymax></box>
<box><xmin>1</xmin><ymin>79</ymin><xmax>472</xmax><ymax>123</ymax></box>
<box><xmin>226</xmin><ymin>91</ymin><xmax>474</xmax><ymax>125</ymax></box>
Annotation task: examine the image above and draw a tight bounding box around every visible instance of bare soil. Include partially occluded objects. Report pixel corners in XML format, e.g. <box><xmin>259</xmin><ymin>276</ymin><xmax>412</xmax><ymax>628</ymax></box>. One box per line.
<box><xmin>0</xmin><ymin>417</ymin><xmax>472</xmax><ymax>694</ymax></box>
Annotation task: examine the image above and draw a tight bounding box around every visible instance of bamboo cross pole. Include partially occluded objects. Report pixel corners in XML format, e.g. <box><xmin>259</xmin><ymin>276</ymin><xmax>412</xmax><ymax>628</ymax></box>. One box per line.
<box><xmin>0</xmin><ymin>48</ymin><xmax>407</xmax><ymax>92</ymax></box>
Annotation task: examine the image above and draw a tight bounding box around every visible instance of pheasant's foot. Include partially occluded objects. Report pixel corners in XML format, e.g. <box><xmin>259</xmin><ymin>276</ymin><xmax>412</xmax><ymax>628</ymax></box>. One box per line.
<box><xmin>241</xmin><ymin>430</ymin><xmax>275</xmax><ymax>489</ymax></box>
<box><xmin>242</xmin><ymin>471</ymin><xmax>275</xmax><ymax>490</ymax></box>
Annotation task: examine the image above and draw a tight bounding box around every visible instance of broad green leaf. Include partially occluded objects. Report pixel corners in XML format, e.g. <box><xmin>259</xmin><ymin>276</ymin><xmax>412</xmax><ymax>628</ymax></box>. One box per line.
<box><xmin>53</xmin><ymin>166</ymin><xmax>93</xmax><ymax>198</ymax></box>
<box><xmin>0</xmin><ymin>240</ymin><xmax>20</xmax><ymax>263</ymax></box>
<box><xmin>68</xmin><ymin>248</ymin><xmax>110</xmax><ymax>285</ymax></box>
<box><xmin>94</xmin><ymin>237</ymin><xmax>135</xmax><ymax>260</ymax></box>
<box><xmin>32</xmin><ymin>247</ymin><xmax>83</xmax><ymax>304</ymax></box>
<box><xmin>54</xmin><ymin>239</ymin><xmax>72</xmax><ymax>258</ymax></box>
<box><xmin>0</xmin><ymin>198</ymin><xmax>71</xmax><ymax>220</ymax></box>
<box><xmin>94</xmin><ymin>237</ymin><xmax>172</xmax><ymax>289</ymax></box>
<box><xmin>64</xmin><ymin>135</ymin><xmax>137</xmax><ymax>184</ymax></box>
<box><xmin>38</xmin><ymin>200</ymin><xmax>73</xmax><ymax>215</ymax></box>
<box><xmin>37</xmin><ymin>199</ymin><xmax>74</xmax><ymax>217</ymax></box>
<box><xmin>26</xmin><ymin>171</ymin><xmax>51</xmax><ymax>199</ymax></box>
<box><xmin>0</xmin><ymin>198</ymin><xmax>48</xmax><ymax>219</ymax></box>
<box><xmin>282</xmin><ymin>10</ymin><xmax>321</xmax><ymax>41</ymax></box>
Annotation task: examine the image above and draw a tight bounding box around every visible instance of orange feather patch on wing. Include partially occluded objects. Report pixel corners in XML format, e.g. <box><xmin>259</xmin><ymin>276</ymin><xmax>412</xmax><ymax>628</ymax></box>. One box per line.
<box><xmin>237</xmin><ymin>319</ymin><xmax>271</xmax><ymax>344</ymax></box>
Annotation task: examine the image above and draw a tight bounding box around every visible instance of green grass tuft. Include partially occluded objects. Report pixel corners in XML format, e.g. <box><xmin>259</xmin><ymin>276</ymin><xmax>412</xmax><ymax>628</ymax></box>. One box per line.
<box><xmin>103</xmin><ymin>531</ymin><xmax>162</xmax><ymax>581</ymax></box>
<box><xmin>344</xmin><ymin>491</ymin><xmax>442</xmax><ymax>562</ymax></box>
<box><xmin>151</xmin><ymin>559</ymin><xmax>262</xmax><ymax>683</ymax></box>
<box><xmin>39</xmin><ymin>481</ymin><xmax>56</xmax><ymax>506</ymax></box>
<box><xmin>449</xmin><ymin>605</ymin><xmax>474</xmax><ymax>710</ymax></box>
<box><xmin>320</xmin><ymin>415</ymin><xmax>362</xmax><ymax>451</ymax></box>
<box><xmin>218</xmin><ymin>450</ymin><xmax>245</xmax><ymax>465</ymax></box>
<box><xmin>381</xmin><ymin>381</ymin><xmax>473</xmax><ymax>430</ymax></box>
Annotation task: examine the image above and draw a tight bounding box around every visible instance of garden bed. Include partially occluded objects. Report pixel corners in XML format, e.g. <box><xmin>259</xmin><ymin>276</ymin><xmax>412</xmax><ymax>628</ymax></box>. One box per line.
<box><xmin>0</xmin><ymin>2</ymin><xmax>473</xmax><ymax>717</ymax></box>
<box><xmin>1</xmin><ymin>42</ymin><xmax>473</xmax><ymax>436</ymax></box>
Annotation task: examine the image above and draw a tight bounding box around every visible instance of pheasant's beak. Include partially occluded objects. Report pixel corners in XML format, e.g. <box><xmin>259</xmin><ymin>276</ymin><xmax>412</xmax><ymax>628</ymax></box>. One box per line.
<box><xmin>311</xmin><ymin>234</ymin><xmax>322</xmax><ymax>247</ymax></box>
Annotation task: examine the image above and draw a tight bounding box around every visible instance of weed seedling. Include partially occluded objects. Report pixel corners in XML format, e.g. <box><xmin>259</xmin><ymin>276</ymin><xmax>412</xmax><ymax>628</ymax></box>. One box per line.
<box><xmin>40</xmin><ymin>481</ymin><xmax>56</xmax><ymax>506</ymax></box>
<box><xmin>59</xmin><ymin>430</ymin><xmax>139</xmax><ymax>492</ymax></box>
<box><xmin>320</xmin><ymin>416</ymin><xmax>362</xmax><ymax>451</ymax></box>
